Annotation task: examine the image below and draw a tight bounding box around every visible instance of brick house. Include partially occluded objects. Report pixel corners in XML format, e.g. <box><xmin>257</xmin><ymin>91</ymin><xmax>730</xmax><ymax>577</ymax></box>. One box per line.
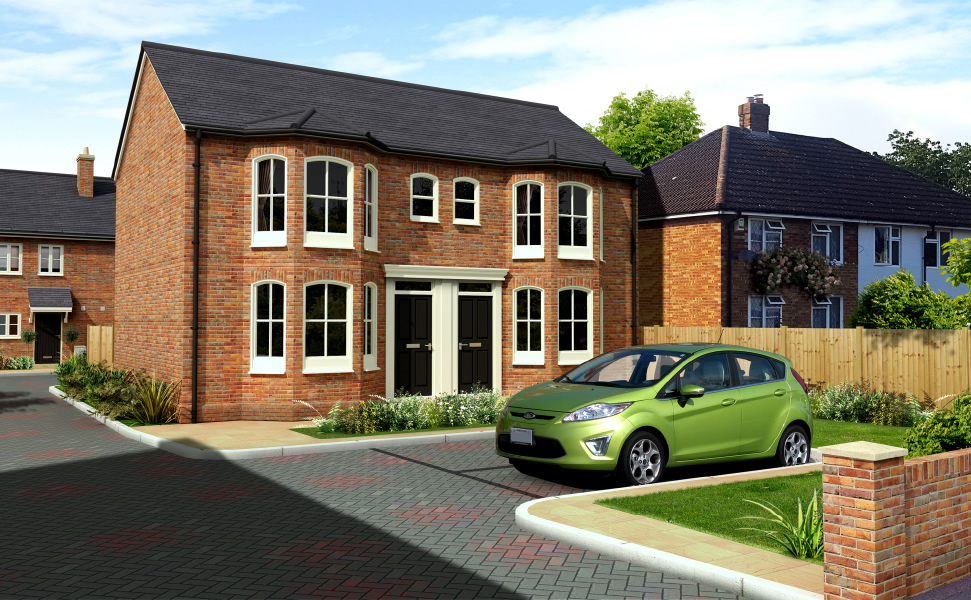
<box><xmin>112</xmin><ymin>42</ymin><xmax>641</xmax><ymax>423</ymax></box>
<box><xmin>0</xmin><ymin>152</ymin><xmax>115</xmax><ymax>363</ymax></box>
<box><xmin>638</xmin><ymin>97</ymin><xmax>971</xmax><ymax>329</ymax></box>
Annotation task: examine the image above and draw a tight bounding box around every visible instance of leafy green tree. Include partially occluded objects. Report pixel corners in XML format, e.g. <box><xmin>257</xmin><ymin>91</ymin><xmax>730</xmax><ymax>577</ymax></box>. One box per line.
<box><xmin>850</xmin><ymin>270</ymin><xmax>961</xmax><ymax>329</ymax></box>
<box><xmin>584</xmin><ymin>87</ymin><xmax>705</xmax><ymax>169</ymax></box>
<box><xmin>875</xmin><ymin>130</ymin><xmax>971</xmax><ymax>197</ymax></box>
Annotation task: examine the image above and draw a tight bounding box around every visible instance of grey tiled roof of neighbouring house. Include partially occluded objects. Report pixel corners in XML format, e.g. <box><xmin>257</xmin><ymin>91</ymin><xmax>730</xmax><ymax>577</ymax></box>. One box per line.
<box><xmin>639</xmin><ymin>125</ymin><xmax>971</xmax><ymax>228</ymax></box>
<box><xmin>120</xmin><ymin>42</ymin><xmax>641</xmax><ymax>179</ymax></box>
<box><xmin>0</xmin><ymin>169</ymin><xmax>115</xmax><ymax>239</ymax></box>
<box><xmin>28</xmin><ymin>287</ymin><xmax>73</xmax><ymax>308</ymax></box>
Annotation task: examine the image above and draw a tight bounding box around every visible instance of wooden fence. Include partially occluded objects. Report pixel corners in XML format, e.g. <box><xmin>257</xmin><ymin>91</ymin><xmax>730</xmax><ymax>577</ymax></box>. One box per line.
<box><xmin>86</xmin><ymin>325</ymin><xmax>114</xmax><ymax>368</ymax></box>
<box><xmin>639</xmin><ymin>326</ymin><xmax>970</xmax><ymax>407</ymax></box>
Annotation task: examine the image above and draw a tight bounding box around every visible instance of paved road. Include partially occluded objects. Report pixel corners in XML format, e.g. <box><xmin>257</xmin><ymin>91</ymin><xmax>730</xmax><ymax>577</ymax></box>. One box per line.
<box><xmin>0</xmin><ymin>374</ymin><xmax>745</xmax><ymax>599</ymax></box>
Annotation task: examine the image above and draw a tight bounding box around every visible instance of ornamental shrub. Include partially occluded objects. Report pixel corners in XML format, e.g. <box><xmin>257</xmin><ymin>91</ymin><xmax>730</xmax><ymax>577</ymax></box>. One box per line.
<box><xmin>906</xmin><ymin>392</ymin><xmax>971</xmax><ymax>457</ymax></box>
<box><xmin>751</xmin><ymin>247</ymin><xmax>841</xmax><ymax>298</ymax></box>
<box><xmin>813</xmin><ymin>380</ymin><xmax>926</xmax><ymax>427</ymax></box>
<box><xmin>850</xmin><ymin>270</ymin><xmax>962</xmax><ymax>329</ymax></box>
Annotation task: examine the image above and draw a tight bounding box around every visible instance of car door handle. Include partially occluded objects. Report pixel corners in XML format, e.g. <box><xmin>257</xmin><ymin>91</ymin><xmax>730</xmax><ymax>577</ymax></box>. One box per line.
<box><xmin>721</xmin><ymin>398</ymin><xmax>737</xmax><ymax>407</ymax></box>
<box><xmin>774</xmin><ymin>389</ymin><xmax>786</xmax><ymax>396</ymax></box>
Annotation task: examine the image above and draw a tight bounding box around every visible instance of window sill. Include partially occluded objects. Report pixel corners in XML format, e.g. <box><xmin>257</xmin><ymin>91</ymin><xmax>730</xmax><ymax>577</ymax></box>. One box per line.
<box><xmin>556</xmin><ymin>252</ymin><xmax>594</xmax><ymax>261</ymax></box>
<box><xmin>453</xmin><ymin>219</ymin><xmax>480</xmax><ymax>227</ymax></box>
<box><xmin>0</xmin><ymin>272</ymin><xmax>23</xmax><ymax>276</ymax></box>
<box><xmin>364</xmin><ymin>366</ymin><xmax>381</xmax><ymax>372</ymax></box>
<box><xmin>252</xmin><ymin>231</ymin><xmax>287</xmax><ymax>247</ymax></box>
<box><xmin>250</xmin><ymin>243</ymin><xmax>287</xmax><ymax>249</ymax></box>
<box><xmin>410</xmin><ymin>216</ymin><xmax>440</xmax><ymax>223</ymax></box>
<box><xmin>38</xmin><ymin>272</ymin><xmax>65</xmax><ymax>277</ymax></box>
<box><xmin>302</xmin><ymin>368</ymin><xmax>355</xmax><ymax>375</ymax></box>
<box><xmin>304</xmin><ymin>232</ymin><xmax>354</xmax><ymax>249</ymax></box>
<box><xmin>249</xmin><ymin>369</ymin><xmax>286</xmax><ymax>375</ymax></box>
<box><xmin>512</xmin><ymin>249</ymin><xmax>544</xmax><ymax>260</ymax></box>
<box><xmin>513</xmin><ymin>358</ymin><xmax>545</xmax><ymax>366</ymax></box>
<box><xmin>0</xmin><ymin>335</ymin><xmax>20</xmax><ymax>339</ymax></box>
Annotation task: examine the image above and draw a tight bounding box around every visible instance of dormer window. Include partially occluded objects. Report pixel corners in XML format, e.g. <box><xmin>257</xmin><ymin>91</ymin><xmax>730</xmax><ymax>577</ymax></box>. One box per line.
<box><xmin>253</xmin><ymin>156</ymin><xmax>286</xmax><ymax>247</ymax></box>
<box><xmin>411</xmin><ymin>174</ymin><xmax>439</xmax><ymax>222</ymax></box>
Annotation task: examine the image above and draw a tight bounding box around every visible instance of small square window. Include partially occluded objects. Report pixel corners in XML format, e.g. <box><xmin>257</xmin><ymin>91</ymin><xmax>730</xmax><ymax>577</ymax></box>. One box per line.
<box><xmin>411</xmin><ymin>174</ymin><xmax>439</xmax><ymax>223</ymax></box>
<box><xmin>38</xmin><ymin>244</ymin><xmax>64</xmax><ymax>276</ymax></box>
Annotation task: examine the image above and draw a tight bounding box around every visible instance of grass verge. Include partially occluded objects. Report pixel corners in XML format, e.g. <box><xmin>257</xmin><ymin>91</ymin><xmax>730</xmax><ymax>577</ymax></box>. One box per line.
<box><xmin>291</xmin><ymin>423</ymin><xmax>494</xmax><ymax>439</ymax></box>
<box><xmin>812</xmin><ymin>419</ymin><xmax>909</xmax><ymax>449</ymax></box>
<box><xmin>597</xmin><ymin>472</ymin><xmax>823</xmax><ymax>564</ymax></box>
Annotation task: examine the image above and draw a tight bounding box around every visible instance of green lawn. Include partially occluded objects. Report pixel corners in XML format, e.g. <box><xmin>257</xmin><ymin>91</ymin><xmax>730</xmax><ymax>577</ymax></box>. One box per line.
<box><xmin>812</xmin><ymin>419</ymin><xmax>909</xmax><ymax>449</ymax></box>
<box><xmin>291</xmin><ymin>423</ymin><xmax>494</xmax><ymax>439</ymax></box>
<box><xmin>597</xmin><ymin>472</ymin><xmax>823</xmax><ymax>564</ymax></box>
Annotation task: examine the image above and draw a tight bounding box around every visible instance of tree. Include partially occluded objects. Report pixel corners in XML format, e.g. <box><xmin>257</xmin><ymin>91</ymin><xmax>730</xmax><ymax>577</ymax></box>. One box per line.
<box><xmin>584</xmin><ymin>87</ymin><xmax>705</xmax><ymax>169</ymax></box>
<box><xmin>874</xmin><ymin>130</ymin><xmax>971</xmax><ymax>197</ymax></box>
<box><xmin>850</xmin><ymin>270</ymin><xmax>961</xmax><ymax>329</ymax></box>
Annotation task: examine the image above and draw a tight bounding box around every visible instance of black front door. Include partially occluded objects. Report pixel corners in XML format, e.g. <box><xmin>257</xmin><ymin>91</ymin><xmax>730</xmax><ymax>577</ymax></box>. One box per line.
<box><xmin>394</xmin><ymin>295</ymin><xmax>432</xmax><ymax>395</ymax></box>
<box><xmin>458</xmin><ymin>296</ymin><xmax>492</xmax><ymax>392</ymax></box>
<box><xmin>34</xmin><ymin>313</ymin><xmax>61</xmax><ymax>364</ymax></box>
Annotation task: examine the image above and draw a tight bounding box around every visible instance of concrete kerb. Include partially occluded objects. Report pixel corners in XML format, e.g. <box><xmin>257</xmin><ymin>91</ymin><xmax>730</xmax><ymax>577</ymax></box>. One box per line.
<box><xmin>49</xmin><ymin>386</ymin><xmax>494</xmax><ymax>460</ymax></box>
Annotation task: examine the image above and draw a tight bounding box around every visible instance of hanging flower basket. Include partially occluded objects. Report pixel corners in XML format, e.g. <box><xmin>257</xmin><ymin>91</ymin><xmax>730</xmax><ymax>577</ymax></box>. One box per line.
<box><xmin>752</xmin><ymin>247</ymin><xmax>841</xmax><ymax>297</ymax></box>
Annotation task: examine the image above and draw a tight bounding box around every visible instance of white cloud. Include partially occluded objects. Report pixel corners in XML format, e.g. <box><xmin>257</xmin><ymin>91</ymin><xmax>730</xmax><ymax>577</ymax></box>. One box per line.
<box><xmin>326</xmin><ymin>51</ymin><xmax>423</xmax><ymax>78</ymax></box>
<box><xmin>0</xmin><ymin>47</ymin><xmax>109</xmax><ymax>86</ymax></box>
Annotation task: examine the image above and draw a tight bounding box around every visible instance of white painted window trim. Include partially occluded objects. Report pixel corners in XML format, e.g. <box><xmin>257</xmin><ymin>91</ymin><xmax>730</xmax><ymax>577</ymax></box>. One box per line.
<box><xmin>251</xmin><ymin>154</ymin><xmax>287</xmax><ymax>248</ymax></box>
<box><xmin>811</xmin><ymin>221</ymin><xmax>844</xmax><ymax>265</ymax></box>
<box><xmin>873</xmin><ymin>225</ymin><xmax>901</xmax><ymax>266</ymax></box>
<box><xmin>557</xmin><ymin>182</ymin><xmax>594</xmax><ymax>260</ymax></box>
<box><xmin>363</xmin><ymin>164</ymin><xmax>378</xmax><ymax>252</ymax></box>
<box><xmin>38</xmin><ymin>244</ymin><xmax>65</xmax><ymax>276</ymax></box>
<box><xmin>0</xmin><ymin>312</ymin><xmax>21</xmax><ymax>338</ymax></box>
<box><xmin>748</xmin><ymin>295</ymin><xmax>784</xmax><ymax>328</ymax></box>
<box><xmin>599</xmin><ymin>288</ymin><xmax>604</xmax><ymax>354</ymax></box>
<box><xmin>812</xmin><ymin>295</ymin><xmax>843</xmax><ymax>329</ymax></box>
<box><xmin>924</xmin><ymin>229</ymin><xmax>952</xmax><ymax>269</ymax></box>
<box><xmin>0</xmin><ymin>243</ymin><xmax>23</xmax><ymax>275</ymax></box>
<box><xmin>304</xmin><ymin>156</ymin><xmax>355</xmax><ymax>249</ymax></box>
<box><xmin>303</xmin><ymin>280</ymin><xmax>354</xmax><ymax>374</ymax></box>
<box><xmin>598</xmin><ymin>187</ymin><xmax>604</xmax><ymax>262</ymax></box>
<box><xmin>452</xmin><ymin>177</ymin><xmax>480</xmax><ymax>226</ymax></box>
<box><xmin>512</xmin><ymin>180</ymin><xmax>544</xmax><ymax>260</ymax></box>
<box><xmin>557</xmin><ymin>286</ymin><xmax>594</xmax><ymax>365</ymax></box>
<box><xmin>512</xmin><ymin>286</ymin><xmax>544</xmax><ymax>366</ymax></box>
<box><xmin>363</xmin><ymin>282</ymin><xmax>378</xmax><ymax>371</ymax></box>
<box><xmin>250</xmin><ymin>280</ymin><xmax>286</xmax><ymax>375</ymax></box>
<box><xmin>748</xmin><ymin>218</ymin><xmax>784</xmax><ymax>252</ymax></box>
<box><xmin>410</xmin><ymin>173</ymin><xmax>439</xmax><ymax>223</ymax></box>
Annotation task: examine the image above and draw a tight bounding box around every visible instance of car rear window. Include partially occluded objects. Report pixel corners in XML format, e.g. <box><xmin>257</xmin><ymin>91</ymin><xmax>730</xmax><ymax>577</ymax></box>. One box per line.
<box><xmin>734</xmin><ymin>353</ymin><xmax>785</xmax><ymax>384</ymax></box>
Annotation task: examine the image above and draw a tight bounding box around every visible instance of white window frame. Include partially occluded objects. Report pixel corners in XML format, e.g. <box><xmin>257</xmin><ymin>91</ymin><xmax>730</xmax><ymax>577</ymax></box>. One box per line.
<box><xmin>363</xmin><ymin>164</ymin><xmax>378</xmax><ymax>252</ymax></box>
<box><xmin>598</xmin><ymin>187</ymin><xmax>604</xmax><ymax>262</ymax></box>
<box><xmin>363</xmin><ymin>282</ymin><xmax>378</xmax><ymax>371</ymax></box>
<box><xmin>452</xmin><ymin>177</ymin><xmax>480</xmax><ymax>226</ymax></box>
<box><xmin>0</xmin><ymin>243</ymin><xmax>22</xmax><ymax>275</ymax></box>
<box><xmin>303</xmin><ymin>281</ymin><xmax>353</xmax><ymax>374</ymax></box>
<box><xmin>410</xmin><ymin>173</ymin><xmax>439</xmax><ymax>223</ymax></box>
<box><xmin>811</xmin><ymin>221</ymin><xmax>843</xmax><ymax>265</ymax></box>
<box><xmin>874</xmin><ymin>225</ymin><xmax>901</xmax><ymax>266</ymax></box>
<box><xmin>748</xmin><ymin>218</ymin><xmax>785</xmax><ymax>253</ymax></box>
<box><xmin>924</xmin><ymin>230</ymin><xmax>952</xmax><ymax>269</ymax></box>
<box><xmin>512</xmin><ymin>286</ymin><xmax>544</xmax><ymax>365</ymax></box>
<box><xmin>250</xmin><ymin>280</ymin><xmax>286</xmax><ymax>374</ymax></box>
<box><xmin>38</xmin><ymin>244</ymin><xmax>64</xmax><ymax>276</ymax></box>
<box><xmin>304</xmin><ymin>156</ymin><xmax>354</xmax><ymax>249</ymax></box>
<box><xmin>557</xmin><ymin>182</ymin><xmax>594</xmax><ymax>260</ymax></box>
<box><xmin>557</xmin><ymin>286</ymin><xmax>593</xmax><ymax>365</ymax></box>
<box><xmin>812</xmin><ymin>295</ymin><xmax>843</xmax><ymax>329</ymax></box>
<box><xmin>749</xmin><ymin>295</ymin><xmax>784</xmax><ymax>328</ymax></box>
<box><xmin>512</xmin><ymin>180</ymin><xmax>544</xmax><ymax>260</ymax></box>
<box><xmin>251</xmin><ymin>154</ymin><xmax>287</xmax><ymax>248</ymax></box>
<box><xmin>0</xmin><ymin>312</ymin><xmax>21</xmax><ymax>338</ymax></box>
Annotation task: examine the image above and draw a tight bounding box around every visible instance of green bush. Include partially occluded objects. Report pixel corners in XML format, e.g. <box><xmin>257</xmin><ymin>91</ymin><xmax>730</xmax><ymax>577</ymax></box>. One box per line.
<box><xmin>129</xmin><ymin>374</ymin><xmax>180</xmax><ymax>424</ymax></box>
<box><xmin>812</xmin><ymin>380</ymin><xmax>926</xmax><ymax>427</ymax></box>
<box><xmin>851</xmin><ymin>270</ymin><xmax>962</xmax><ymax>329</ymax></box>
<box><xmin>4</xmin><ymin>355</ymin><xmax>35</xmax><ymax>370</ymax></box>
<box><xmin>54</xmin><ymin>355</ymin><xmax>179</xmax><ymax>423</ymax></box>
<box><xmin>906</xmin><ymin>392</ymin><xmax>971</xmax><ymax>457</ymax></box>
<box><xmin>736</xmin><ymin>490</ymin><xmax>824</xmax><ymax>560</ymax></box>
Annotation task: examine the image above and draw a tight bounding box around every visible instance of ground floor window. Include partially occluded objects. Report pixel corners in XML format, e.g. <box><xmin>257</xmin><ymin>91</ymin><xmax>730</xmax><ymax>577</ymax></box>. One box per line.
<box><xmin>558</xmin><ymin>288</ymin><xmax>593</xmax><ymax>364</ymax></box>
<box><xmin>0</xmin><ymin>313</ymin><xmax>19</xmax><ymax>338</ymax></box>
<box><xmin>252</xmin><ymin>282</ymin><xmax>285</xmax><ymax>373</ymax></box>
<box><xmin>749</xmin><ymin>295</ymin><xmax>784</xmax><ymax>328</ymax></box>
<box><xmin>305</xmin><ymin>282</ymin><xmax>352</xmax><ymax>373</ymax></box>
<box><xmin>514</xmin><ymin>287</ymin><xmax>543</xmax><ymax>365</ymax></box>
<box><xmin>364</xmin><ymin>283</ymin><xmax>377</xmax><ymax>370</ymax></box>
<box><xmin>812</xmin><ymin>296</ymin><xmax>843</xmax><ymax>328</ymax></box>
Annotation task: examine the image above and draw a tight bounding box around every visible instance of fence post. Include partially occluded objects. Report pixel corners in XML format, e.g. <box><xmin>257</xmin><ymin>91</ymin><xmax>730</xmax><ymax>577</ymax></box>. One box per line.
<box><xmin>855</xmin><ymin>326</ymin><xmax>865</xmax><ymax>384</ymax></box>
<box><xmin>779</xmin><ymin>325</ymin><xmax>787</xmax><ymax>356</ymax></box>
<box><xmin>653</xmin><ymin>324</ymin><xmax>660</xmax><ymax>344</ymax></box>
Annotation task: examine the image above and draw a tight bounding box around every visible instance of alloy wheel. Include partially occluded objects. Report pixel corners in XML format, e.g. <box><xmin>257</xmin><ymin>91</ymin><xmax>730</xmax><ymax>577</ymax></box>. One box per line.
<box><xmin>628</xmin><ymin>438</ymin><xmax>661</xmax><ymax>484</ymax></box>
<box><xmin>783</xmin><ymin>430</ymin><xmax>809</xmax><ymax>465</ymax></box>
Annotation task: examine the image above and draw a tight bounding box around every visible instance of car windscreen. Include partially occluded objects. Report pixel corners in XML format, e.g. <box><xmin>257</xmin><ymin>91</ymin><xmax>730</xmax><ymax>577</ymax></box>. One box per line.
<box><xmin>557</xmin><ymin>349</ymin><xmax>690</xmax><ymax>388</ymax></box>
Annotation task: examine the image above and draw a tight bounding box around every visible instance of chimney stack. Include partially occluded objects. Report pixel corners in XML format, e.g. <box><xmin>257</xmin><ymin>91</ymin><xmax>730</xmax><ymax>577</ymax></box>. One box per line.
<box><xmin>738</xmin><ymin>95</ymin><xmax>770</xmax><ymax>133</ymax></box>
<box><xmin>77</xmin><ymin>147</ymin><xmax>95</xmax><ymax>197</ymax></box>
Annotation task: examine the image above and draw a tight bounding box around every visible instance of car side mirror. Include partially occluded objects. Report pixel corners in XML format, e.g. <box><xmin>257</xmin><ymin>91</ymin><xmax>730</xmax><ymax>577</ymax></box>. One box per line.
<box><xmin>677</xmin><ymin>384</ymin><xmax>705</xmax><ymax>407</ymax></box>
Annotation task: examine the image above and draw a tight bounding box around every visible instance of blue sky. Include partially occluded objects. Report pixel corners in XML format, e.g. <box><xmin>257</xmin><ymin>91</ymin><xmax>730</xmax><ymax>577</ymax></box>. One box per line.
<box><xmin>1</xmin><ymin>0</ymin><xmax>970</xmax><ymax>177</ymax></box>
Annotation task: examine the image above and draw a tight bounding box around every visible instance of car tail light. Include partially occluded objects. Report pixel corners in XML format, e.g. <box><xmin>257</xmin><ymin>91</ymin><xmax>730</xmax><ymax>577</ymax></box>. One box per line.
<box><xmin>791</xmin><ymin>368</ymin><xmax>809</xmax><ymax>395</ymax></box>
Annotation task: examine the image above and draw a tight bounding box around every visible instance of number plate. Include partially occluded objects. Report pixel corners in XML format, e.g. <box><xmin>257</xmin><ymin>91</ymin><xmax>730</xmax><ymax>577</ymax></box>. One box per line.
<box><xmin>510</xmin><ymin>427</ymin><xmax>534</xmax><ymax>445</ymax></box>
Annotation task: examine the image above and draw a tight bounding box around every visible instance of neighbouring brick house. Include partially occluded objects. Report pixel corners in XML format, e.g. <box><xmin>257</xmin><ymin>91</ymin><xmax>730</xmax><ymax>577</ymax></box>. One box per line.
<box><xmin>638</xmin><ymin>97</ymin><xmax>971</xmax><ymax>329</ymax></box>
<box><xmin>112</xmin><ymin>42</ymin><xmax>640</xmax><ymax>422</ymax></box>
<box><xmin>0</xmin><ymin>153</ymin><xmax>115</xmax><ymax>363</ymax></box>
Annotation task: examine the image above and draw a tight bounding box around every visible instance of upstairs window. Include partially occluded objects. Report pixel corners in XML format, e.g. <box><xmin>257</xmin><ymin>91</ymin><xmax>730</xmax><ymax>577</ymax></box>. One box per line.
<box><xmin>749</xmin><ymin>295</ymin><xmax>784</xmax><ymax>328</ymax></box>
<box><xmin>513</xmin><ymin>287</ymin><xmax>543</xmax><ymax>365</ymax></box>
<box><xmin>304</xmin><ymin>282</ymin><xmax>352</xmax><ymax>373</ymax></box>
<box><xmin>924</xmin><ymin>230</ymin><xmax>952</xmax><ymax>268</ymax></box>
<box><xmin>38</xmin><ymin>244</ymin><xmax>63</xmax><ymax>276</ymax></box>
<box><xmin>252</xmin><ymin>282</ymin><xmax>285</xmax><ymax>374</ymax></box>
<box><xmin>453</xmin><ymin>178</ymin><xmax>479</xmax><ymax>225</ymax></box>
<box><xmin>306</xmin><ymin>158</ymin><xmax>353</xmax><ymax>249</ymax></box>
<box><xmin>411</xmin><ymin>174</ymin><xmax>439</xmax><ymax>222</ymax></box>
<box><xmin>874</xmin><ymin>226</ymin><xmax>900</xmax><ymax>265</ymax></box>
<box><xmin>812</xmin><ymin>296</ymin><xmax>842</xmax><ymax>329</ymax></box>
<box><xmin>253</xmin><ymin>156</ymin><xmax>286</xmax><ymax>247</ymax></box>
<box><xmin>811</xmin><ymin>222</ymin><xmax>842</xmax><ymax>264</ymax></box>
<box><xmin>558</xmin><ymin>288</ymin><xmax>592</xmax><ymax>364</ymax></box>
<box><xmin>513</xmin><ymin>181</ymin><xmax>543</xmax><ymax>259</ymax></box>
<box><xmin>558</xmin><ymin>183</ymin><xmax>592</xmax><ymax>259</ymax></box>
<box><xmin>363</xmin><ymin>283</ymin><xmax>378</xmax><ymax>371</ymax></box>
<box><xmin>0</xmin><ymin>313</ymin><xmax>19</xmax><ymax>338</ymax></box>
<box><xmin>749</xmin><ymin>219</ymin><xmax>784</xmax><ymax>253</ymax></box>
<box><xmin>0</xmin><ymin>243</ymin><xmax>22</xmax><ymax>275</ymax></box>
<box><xmin>364</xmin><ymin>165</ymin><xmax>378</xmax><ymax>252</ymax></box>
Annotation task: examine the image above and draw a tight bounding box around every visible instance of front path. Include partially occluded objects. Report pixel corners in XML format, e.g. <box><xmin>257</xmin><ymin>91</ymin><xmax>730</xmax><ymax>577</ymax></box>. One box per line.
<box><xmin>0</xmin><ymin>374</ymin><xmax>744</xmax><ymax>599</ymax></box>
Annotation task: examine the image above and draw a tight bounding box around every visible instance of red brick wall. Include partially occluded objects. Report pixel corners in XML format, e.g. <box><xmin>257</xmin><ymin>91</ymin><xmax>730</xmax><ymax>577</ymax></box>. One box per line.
<box><xmin>76</xmin><ymin>158</ymin><xmax>94</xmax><ymax>197</ymax></box>
<box><xmin>115</xmin><ymin>59</ymin><xmax>636</xmax><ymax>422</ymax></box>
<box><xmin>0</xmin><ymin>236</ymin><xmax>114</xmax><ymax>360</ymax></box>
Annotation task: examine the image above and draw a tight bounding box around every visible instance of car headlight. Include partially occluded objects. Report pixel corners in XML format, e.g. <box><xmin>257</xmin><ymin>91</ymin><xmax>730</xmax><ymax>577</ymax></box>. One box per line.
<box><xmin>562</xmin><ymin>402</ymin><xmax>632</xmax><ymax>422</ymax></box>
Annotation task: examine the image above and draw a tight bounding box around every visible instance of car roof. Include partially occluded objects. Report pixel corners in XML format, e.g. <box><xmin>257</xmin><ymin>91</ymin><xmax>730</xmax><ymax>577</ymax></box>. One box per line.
<box><xmin>630</xmin><ymin>343</ymin><xmax>790</xmax><ymax>362</ymax></box>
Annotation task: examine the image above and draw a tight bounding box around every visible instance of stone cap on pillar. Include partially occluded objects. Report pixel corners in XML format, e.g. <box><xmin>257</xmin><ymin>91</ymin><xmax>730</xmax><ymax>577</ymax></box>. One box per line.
<box><xmin>818</xmin><ymin>441</ymin><xmax>907</xmax><ymax>461</ymax></box>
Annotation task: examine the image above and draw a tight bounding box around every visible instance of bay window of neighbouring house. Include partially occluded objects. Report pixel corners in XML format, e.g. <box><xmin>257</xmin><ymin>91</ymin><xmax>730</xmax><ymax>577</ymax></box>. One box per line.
<box><xmin>924</xmin><ymin>230</ymin><xmax>951</xmax><ymax>268</ymax></box>
<box><xmin>812</xmin><ymin>296</ymin><xmax>842</xmax><ymax>329</ymax></box>
<box><xmin>363</xmin><ymin>283</ymin><xmax>377</xmax><ymax>371</ymax></box>
<box><xmin>251</xmin><ymin>282</ymin><xmax>285</xmax><ymax>374</ymax></box>
<box><xmin>411</xmin><ymin>174</ymin><xmax>439</xmax><ymax>222</ymax></box>
<box><xmin>513</xmin><ymin>287</ymin><xmax>543</xmax><ymax>365</ymax></box>
<box><xmin>453</xmin><ymin>178</ymin><xmax>479</xmax><ymax>225</ymax></box>
<box><xmin>558</xmin><ymin>288</ymin><xmax>592</xmax><ymax>364</ymax></box>
<box><xmin>748</xmin><ymin>219</ymin><xmax>784</xmax><ymax>253</ymax></box>
<box><xmin>364</xmin><ymin>165</ymin><xmax>378</xmax><ymax>252</ymax></box>
<box><xmin>749</xmin><ymin>295</ymin><xmax>784</xmax><ymax>328</ymax></box>
<box><xmin>253</xmin><ymin>156</ymin><xmax>286</xmax><ymax>247</ymax></box>
<box><xmin>0</xmin><ymin>313</ymin><xmax>20</xmax><ymax>338</ymax></box>
<box><xmin>0</xmin><ymin>243</ymin><xmax>22</xmax><ymax>274</ymax></box>
<box><xmin>874</xmin><ymin>226</ymin><xmax>900</xmax><ymax>265</ymax></box>
<box><xmin>306</xmin><ymin>158</ymin><xmax>353</xmax><ymax>248</ymax></box>
<box><xmin>811</xmin><ymin>222</ymin><xmax>842</xmax><ymax>264</ymax></box>
<box><xmin>557</xmin><ymin>183</ymin><xmax>592</xmax><ymax>259</ymax></box>
<box><xmin>38</xmin><ymin>244</ymin><xmax>63</xmax><ymax>275</ymax></box>
<box><xmin>513</xmin><ymin>181</ymin><xmax>543</xmax><ymax>259</ymax></box>
<box><xmin>304</xmin><ymin>282</ymin><xmax>352</xmax><ymax>373</ymax></box>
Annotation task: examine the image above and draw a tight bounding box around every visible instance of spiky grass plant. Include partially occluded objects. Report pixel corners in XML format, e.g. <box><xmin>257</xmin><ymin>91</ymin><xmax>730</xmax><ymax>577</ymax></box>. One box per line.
<box><xmin>130</xmin><ymin>374</ymin><xmax>180</xmax><ymax>424</ymax></box>
<box><xmin>735</xmin><ymin>489</ymin><xmax>824</xmax><ymax>560</ymax></box>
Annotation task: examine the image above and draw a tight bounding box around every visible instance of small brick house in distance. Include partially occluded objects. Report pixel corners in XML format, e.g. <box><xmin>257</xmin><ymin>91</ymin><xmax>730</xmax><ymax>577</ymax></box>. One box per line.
<box><xmin>112</xmin><ymin>42</ymin><xmax>640</xmax><ymax>423</ymax></box>
<box><xmin>638</xmin><ymin>96</ymin><xmax>971</xmax><ymax>329</ymax></box>
<box><xmin>0</xmin><ymin>152</ymin><xmax>115</xmax><ymax>363</ymax></box>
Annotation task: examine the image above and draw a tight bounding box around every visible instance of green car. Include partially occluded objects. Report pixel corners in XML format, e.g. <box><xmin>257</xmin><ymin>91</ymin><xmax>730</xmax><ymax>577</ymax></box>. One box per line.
<box><xmin>495</xmin><ymin>343</ymin><xmax>813</xmax><ymax>485</ymax></box>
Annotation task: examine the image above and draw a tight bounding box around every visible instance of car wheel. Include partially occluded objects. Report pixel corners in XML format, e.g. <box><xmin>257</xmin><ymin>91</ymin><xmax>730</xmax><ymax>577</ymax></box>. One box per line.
<box><xmin>617</xmin><ymin>431</ymin><xmax>666</xmax><ymax>485</ymax></box>
<box><xmin>777</xmin><ymin>424</ymin><xmax>810</xmax><ymax>466</ymax></box>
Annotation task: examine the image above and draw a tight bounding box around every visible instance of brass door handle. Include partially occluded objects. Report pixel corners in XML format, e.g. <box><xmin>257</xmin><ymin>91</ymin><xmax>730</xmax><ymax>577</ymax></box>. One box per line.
<box><xmin>425</xmin><ymin>343</ymin><xmax>433</xmax><ymax>351</ymax></box>
<box><xmin>458</xmin><ymin>343</ymin><xmax>467</xmax><ymax>349</ymax></box>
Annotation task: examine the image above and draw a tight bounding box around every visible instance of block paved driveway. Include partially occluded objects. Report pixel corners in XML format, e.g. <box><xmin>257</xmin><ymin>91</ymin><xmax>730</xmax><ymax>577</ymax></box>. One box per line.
<box><xmin>1</xmin><ymin>374</ymin><xmax>749</xmax><ymax>600</ymax></box>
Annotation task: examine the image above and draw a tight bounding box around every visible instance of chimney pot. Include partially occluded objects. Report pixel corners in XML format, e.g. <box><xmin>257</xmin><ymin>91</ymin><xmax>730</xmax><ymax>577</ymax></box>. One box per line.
<box><xmin>76</xmin><ymin>147</ymin><xmax>95</xmax><ymax>197</ymax></box>
<box><xmin>738</xmin><ymin>96</ymin><xmax>770</xmax><ymax>133</ymax></box>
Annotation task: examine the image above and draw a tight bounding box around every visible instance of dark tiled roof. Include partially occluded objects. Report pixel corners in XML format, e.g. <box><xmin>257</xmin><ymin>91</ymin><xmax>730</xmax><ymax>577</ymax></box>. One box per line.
<box><xmin>0</xmin><ymin>169</ymin><xmax>115</xmax><ymax>238</ymax></box>
<box><xmin>127</xmin><ymin>42</ymin><xmax>640</xmax><ymax>179</ymax></box>
<box><xmin>640</xmin><ymin>125</ymin><xmax>971</xmax><ymax>227</ymax></box>
<box><xmin>28</xmin><ymin>287</ymin><xmax>73</xmax><ymax>308</ymax></box>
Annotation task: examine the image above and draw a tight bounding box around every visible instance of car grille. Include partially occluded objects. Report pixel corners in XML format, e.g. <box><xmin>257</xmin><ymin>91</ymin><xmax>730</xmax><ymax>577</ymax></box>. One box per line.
<box><xmin>496</xmin><ymin>433</ymin><xmax>566</xmax><ymax>458</ymax></box>
<box><xmin>510</xmin><ymin>412</ymin><xmax>555</xmax><ymax>420</ymax></box>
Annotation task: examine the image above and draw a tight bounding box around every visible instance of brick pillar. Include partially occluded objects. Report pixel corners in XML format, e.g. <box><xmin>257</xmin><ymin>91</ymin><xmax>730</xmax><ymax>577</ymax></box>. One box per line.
<box><xmin>77</xmin><ymin>147</ymin><xmax>95</xmax><ymax>197</ymax></box>
<box><xmin>821</xmin><ymin>442</ymin><xmax>908</xmax><ymax>600</ymax></box>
